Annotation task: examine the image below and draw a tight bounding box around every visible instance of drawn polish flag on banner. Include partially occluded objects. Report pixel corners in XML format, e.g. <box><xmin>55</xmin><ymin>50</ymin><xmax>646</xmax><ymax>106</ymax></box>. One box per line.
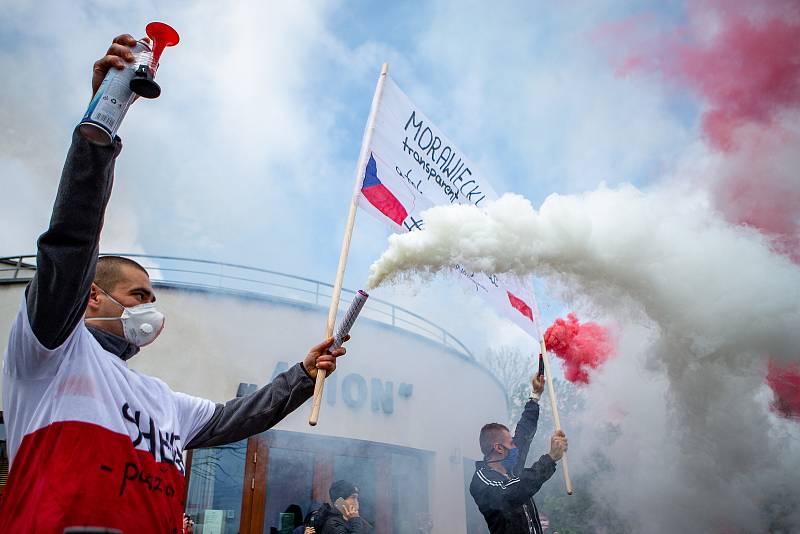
<box><xmin>507</xmin><ymin>291</ymin><xmax>534</xmax><ymax>322</ymax></box>
<box><xmin>361</xmin><ymin>153</ymin><xmax>408</xmax><ymax>225</ymax></box>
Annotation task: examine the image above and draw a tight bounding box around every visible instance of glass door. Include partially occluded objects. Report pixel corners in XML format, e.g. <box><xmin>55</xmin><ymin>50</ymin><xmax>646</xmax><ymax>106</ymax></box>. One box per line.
<box><xmin>261</xmin><ymin>447</ymin><xmax>315</xmax><ymax>533</ymax></box>
<box><xmin>185</xmin><ymin>439</ymin><xmax>248</xmax><ymax>534</ymax></box>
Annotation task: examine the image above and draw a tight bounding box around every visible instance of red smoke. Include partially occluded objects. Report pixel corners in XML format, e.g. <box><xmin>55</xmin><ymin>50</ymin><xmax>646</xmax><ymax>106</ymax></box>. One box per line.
<box><xmin>544</xmin><ymin>313</ymin><xmax>614</xmax><ymax>385</ymax></box>
<box><xmin>676</xmin><ymin>1</ymin><xmax>800</xmax><ymax>421</ymax></box>
<box><xmin>606</xmin><ymin>0</ymin><xmax>800</xmax><ymax>150</ymax></box>
<box><xmin>709</xmin><ymin>129</ymin><xmax>800</xmax><ymax>261</ymax></box>
<box><xmin>675</xmin><ymin>2</ymin><xmax>800</xmax><ymax>151</ymax></box>
<box><xmin>604</xmin><ymin>1</ymin><xmax>800</xmax><ymax>416</ymax></box>
<box><xmin>606</xmin><ymin>0</ymin><xmax>800</xmax><ymax>261</ymax></box>
<box><xmin>766</xmin><ymin>360</ymin><xmax>800</xmax><ymax>420</ymax></box>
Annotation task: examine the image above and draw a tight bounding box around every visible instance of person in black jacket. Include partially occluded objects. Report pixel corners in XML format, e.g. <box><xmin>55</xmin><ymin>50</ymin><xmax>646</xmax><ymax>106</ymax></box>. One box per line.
<box><xmin>315</xmin><ymin>480</ymin><xmax>372</xmax><ymax>533</ymax></box>
<box><xmin>470</xmin><ymin>372</ymin><xmax>568</xmax><ymax>534</ymax></box>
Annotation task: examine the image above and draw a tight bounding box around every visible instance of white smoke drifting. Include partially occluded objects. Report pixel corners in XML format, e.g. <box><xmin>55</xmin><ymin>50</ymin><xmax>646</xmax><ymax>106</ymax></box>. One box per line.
<box><xmin>368</xmin><ymin>186</ymin><xmax>800</xmax><ymax>532</ymax></box>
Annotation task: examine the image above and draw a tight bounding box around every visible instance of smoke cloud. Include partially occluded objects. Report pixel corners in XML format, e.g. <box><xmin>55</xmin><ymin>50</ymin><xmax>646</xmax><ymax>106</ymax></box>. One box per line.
<box><xmin>367</xmin><ymin>188</ymin><xmax>799</xmax><ymax>366</ymax></box>
<box><xmin>608</xmin><ymin>0</ymin><xmax>800</xmax><ymax>465</ymax></box>
<box><xmin>676</xmin><ymin>1</ymin><xmax>800</xmax><ymax>152</ymax></box>
<box><xmin>611</xmin><ymin>0</ymin><xmax>800</xmax><ymax>261</ymax></box>
<box><xmin>367</xmin><ymin>188</ymin><xmax>799</xmax><ymax>362</ymax></box>
<box><xmin>367</xmin><ymin>186</ymin><xmax>800</xmax><ymax>530</ymax></box>
<box><xmin>544</xmin><ymin>313</ymin><xmax>614</xmax><ymax>385</ymax></box>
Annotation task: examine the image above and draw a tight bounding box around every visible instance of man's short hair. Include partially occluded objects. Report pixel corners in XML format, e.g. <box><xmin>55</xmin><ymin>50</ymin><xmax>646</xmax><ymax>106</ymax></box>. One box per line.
<box><xmin>479</xmin><ymin>423</ymin><xmax>510</xmax><ymax>457</ymax></box>
<box><xmin>95</xmin><ymin>256</ymin><xmax>149</xmax><ymax>291</ymax></box>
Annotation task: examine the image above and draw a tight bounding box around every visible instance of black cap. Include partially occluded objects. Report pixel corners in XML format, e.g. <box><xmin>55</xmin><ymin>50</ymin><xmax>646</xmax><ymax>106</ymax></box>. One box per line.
<box><xmin>329</xmin><ymin>480</ymin><xmax>358</xmax><ymax>501</ymax></box>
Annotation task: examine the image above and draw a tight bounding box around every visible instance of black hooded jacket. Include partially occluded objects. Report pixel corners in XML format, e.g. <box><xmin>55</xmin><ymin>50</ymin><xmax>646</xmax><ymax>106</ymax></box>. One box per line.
<box><xmin>469</xmin><ymin>399</ymin><xmax>557</xmax><ymax>534</ymax></box>
<box><xmin>312</xmin><ymin>503</ymin><xmax>372</xmax><ymax>534</ymax></box>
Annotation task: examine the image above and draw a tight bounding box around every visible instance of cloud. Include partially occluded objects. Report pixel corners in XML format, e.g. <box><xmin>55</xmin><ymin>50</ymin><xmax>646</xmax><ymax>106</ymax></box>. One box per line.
<box><xmin>407</xmin><ymin>1</ymin><xmax>693</xmax><ymax>198</ymax></box>
<box><xmin>1</xmin><ymin>1</ymin><xmax>384</xmax><ymax>273</ymax></box>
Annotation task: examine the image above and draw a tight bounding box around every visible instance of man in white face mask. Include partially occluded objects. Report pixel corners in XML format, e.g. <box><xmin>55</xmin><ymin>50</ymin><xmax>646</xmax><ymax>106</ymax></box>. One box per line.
<box><xmin>86</xmin><ymin>259</ymin><xmax>165</xmax><ymax>350</ymax></box>
<box><xmin>86</xmin><ymin>257</ymin><xmax>164</xmax><ymax>348</ymax></box>
<box><xmin>1</xmin><ymin>34</ymin><xmax>347</xmax><ymax>533</ymax></box>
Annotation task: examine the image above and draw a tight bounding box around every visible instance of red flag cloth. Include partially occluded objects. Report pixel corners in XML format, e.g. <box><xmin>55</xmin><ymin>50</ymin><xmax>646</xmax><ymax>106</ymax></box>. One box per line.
<box><xmin>506</xmin><ymin>291</ymin><xmax>534</xmax><ymax>322</ymax></box>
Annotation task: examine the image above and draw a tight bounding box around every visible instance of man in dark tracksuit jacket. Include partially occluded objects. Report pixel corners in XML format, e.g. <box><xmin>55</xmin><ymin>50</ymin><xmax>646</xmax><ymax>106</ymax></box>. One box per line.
<box><xmin>0</xmin><ymin>34</ymin><xmax>348</xmax><ymax>533</ymax></box>
<box><xmin>314</xmin><ymin>480</ymin><xmax>372</xmax><ymax>533</ymax></box>
<box><xmin>470</xmin><ymin>373</ymin><xmax>568</xmax><ymax>534</ymax></box>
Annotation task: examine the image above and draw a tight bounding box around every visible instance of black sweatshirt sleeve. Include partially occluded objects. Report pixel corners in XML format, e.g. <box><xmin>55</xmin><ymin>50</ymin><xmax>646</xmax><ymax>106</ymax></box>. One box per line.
<box><xmin>26</xmin><ymin>128</ymin><xmax>122</xmax><ymax>349</ymax></box>
<box><xmin>185</xmin><ymin>363</ymin><xmax>315</xmax><ymax>449</ymax></box>
<box><xmin>508</xmin><ymin>454</ymin><xmax>557</xmax><ymax>505</ymax></box>
<box><xmin>512</xmin><ymin>399</ymin><xmax>540</xmax><ymax>474</ymax></box>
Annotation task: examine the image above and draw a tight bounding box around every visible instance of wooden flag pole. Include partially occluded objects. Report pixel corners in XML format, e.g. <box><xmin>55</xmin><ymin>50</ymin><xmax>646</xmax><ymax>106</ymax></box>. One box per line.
<box><xmin>540</xmin><ymin>337</ymin><xmax>574</xmax><ymax>495</ymax></box>
<box><xmin>309</xmin><ymin>63</ymin><xmax>389</xmax><ymax>426</ymax></box>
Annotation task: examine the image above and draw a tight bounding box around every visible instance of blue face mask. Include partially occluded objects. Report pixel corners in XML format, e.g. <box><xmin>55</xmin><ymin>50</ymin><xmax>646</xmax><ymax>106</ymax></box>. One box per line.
<box><xmin>500</xmin><ymin>446</ymin><xmax>519</xmax><ymax>474</ymax></box>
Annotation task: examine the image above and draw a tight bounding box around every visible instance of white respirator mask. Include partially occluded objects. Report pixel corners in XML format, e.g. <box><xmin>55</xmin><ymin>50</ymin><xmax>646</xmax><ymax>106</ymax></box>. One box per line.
<box><xmin>90</xmin><ymin>286</ymin><xmax>165</xmax><ymax>347</ymax></box>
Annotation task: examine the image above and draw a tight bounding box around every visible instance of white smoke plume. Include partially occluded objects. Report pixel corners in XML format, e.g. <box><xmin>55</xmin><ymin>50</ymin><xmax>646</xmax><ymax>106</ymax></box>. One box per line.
<box><xmin>367</xmin><ymin>186</ymin><xmax>800</xmax><ymax>531</ymax></box>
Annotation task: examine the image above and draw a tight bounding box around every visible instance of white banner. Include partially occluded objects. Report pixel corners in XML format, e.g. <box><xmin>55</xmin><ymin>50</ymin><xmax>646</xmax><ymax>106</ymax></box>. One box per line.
<box><xmin>357</xmin><ymin>76</ymin><xmax>542</xmax><ymax>339</ymax></box>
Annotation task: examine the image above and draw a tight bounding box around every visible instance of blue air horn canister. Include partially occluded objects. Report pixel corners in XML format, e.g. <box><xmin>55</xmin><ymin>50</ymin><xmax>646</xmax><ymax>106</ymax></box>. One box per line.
<box><xmin>79</xmin><ymin>22</ymin><xmax>179</xmax><ymax>145</ymax></box>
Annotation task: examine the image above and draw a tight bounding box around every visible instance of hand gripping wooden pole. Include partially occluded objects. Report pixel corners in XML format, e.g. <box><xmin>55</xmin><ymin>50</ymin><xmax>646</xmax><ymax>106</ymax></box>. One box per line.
<box><xmin>309</xmin><ymin>63</ymin><xmax>389</xmax><ymax>426</ymax></box>
<box><xmin>540</xmin><ymin>338</ymin><xmax>574</xmax><ymax>495</ymax></box>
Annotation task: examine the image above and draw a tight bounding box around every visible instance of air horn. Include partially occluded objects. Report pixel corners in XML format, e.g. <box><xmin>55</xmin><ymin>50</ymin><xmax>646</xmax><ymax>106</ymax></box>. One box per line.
<box><xmin>79</xmin><ymin>22</ymin><xmax>180</xmax><ymax>145</ymax></box>
<box><xmin>129</xmin><ymin>22</ymin><xmax>180</xmax><ymax>99</ymax></box>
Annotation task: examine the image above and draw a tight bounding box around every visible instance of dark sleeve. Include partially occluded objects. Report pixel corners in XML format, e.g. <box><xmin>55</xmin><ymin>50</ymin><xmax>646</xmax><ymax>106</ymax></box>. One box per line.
<box><xmin>511</xmin><ymin>399</ymin><xmax>540</xmax><ymax>474</ymax></box>
<box><xmin>510</xmin><ymin>454</ymin><xmax>557</xmax><ymax>505</ymax></box>
<box><xmin>323</xmin><ymin>516</ymin><xmax>371</xmax><ymax>534</ymax></box>
<box><xmin>469</xmin><ymin>474</ymin><xmax>499</xmax><ymax>525</ymax></box>
<box><xmin>185</xmin><ymin>363</ymin><xmax>315</xmax><ymax>449</ymax></box>
<box><xmin>471</xmin><ymin>455</ymin><xmax>557</xmax><ymax>510</ymax></box>
<box><xmin>26</xmin><ymin>127</ymin><xmax>122</xmax><ymax>349</ymax></box>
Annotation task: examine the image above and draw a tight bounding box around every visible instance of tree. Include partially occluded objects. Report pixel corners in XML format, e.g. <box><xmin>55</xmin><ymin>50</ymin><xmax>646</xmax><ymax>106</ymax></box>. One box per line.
<box><xmin>479</xmin><ymin>346</ymin><xmax>536</xmax><ymax>425</ymax></box>
<box><xmin>479</xmin><ymin>346</ymin><xmax>585</xmax><ymax>429</ymax></box>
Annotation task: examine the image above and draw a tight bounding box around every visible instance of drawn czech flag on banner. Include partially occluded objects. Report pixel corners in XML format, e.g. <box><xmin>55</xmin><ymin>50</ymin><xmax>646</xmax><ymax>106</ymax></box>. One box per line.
<box><xmin>507</xmin><ymin>291</ymin><xmax>534</xmax><ymax>322</ymax></box>
<box><xmin>361</xmin><ymin>153</ymin><xmax>408</xmax><ymax>225</ymax></box>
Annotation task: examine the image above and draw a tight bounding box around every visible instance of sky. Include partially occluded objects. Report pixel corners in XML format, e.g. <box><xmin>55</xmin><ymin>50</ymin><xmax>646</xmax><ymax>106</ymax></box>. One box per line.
<box><xmin>0</xmin><ymin>0</ymin><xmax>698</xmax><ymax>355</ymax></box>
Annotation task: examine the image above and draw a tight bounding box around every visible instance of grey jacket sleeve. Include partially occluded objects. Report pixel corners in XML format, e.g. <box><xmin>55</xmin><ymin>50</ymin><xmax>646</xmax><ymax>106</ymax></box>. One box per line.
<box><xmin>185</xmin><ymin>363</ymin><xmax>315</xmax><ymax>449</ymax></box>
<box><xmin>26</xmin><ymin>128</ymin><xmax>122</xmax><ymax>349</ymax></box>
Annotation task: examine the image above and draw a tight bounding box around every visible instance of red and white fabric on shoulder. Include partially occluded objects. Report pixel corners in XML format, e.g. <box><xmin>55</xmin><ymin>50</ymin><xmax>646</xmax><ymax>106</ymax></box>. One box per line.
<box><xmin>1</xmin><ymin>298</ymin><xmax>215</xmax><ymax>533</ymax></box>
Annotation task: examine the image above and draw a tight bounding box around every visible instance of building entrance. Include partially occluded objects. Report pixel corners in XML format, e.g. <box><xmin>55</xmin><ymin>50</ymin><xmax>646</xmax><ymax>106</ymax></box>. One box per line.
<box><xmin>186</xmin><ymin>430</ymin><xmax>432</xmax><ymax>534</ymax></box>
